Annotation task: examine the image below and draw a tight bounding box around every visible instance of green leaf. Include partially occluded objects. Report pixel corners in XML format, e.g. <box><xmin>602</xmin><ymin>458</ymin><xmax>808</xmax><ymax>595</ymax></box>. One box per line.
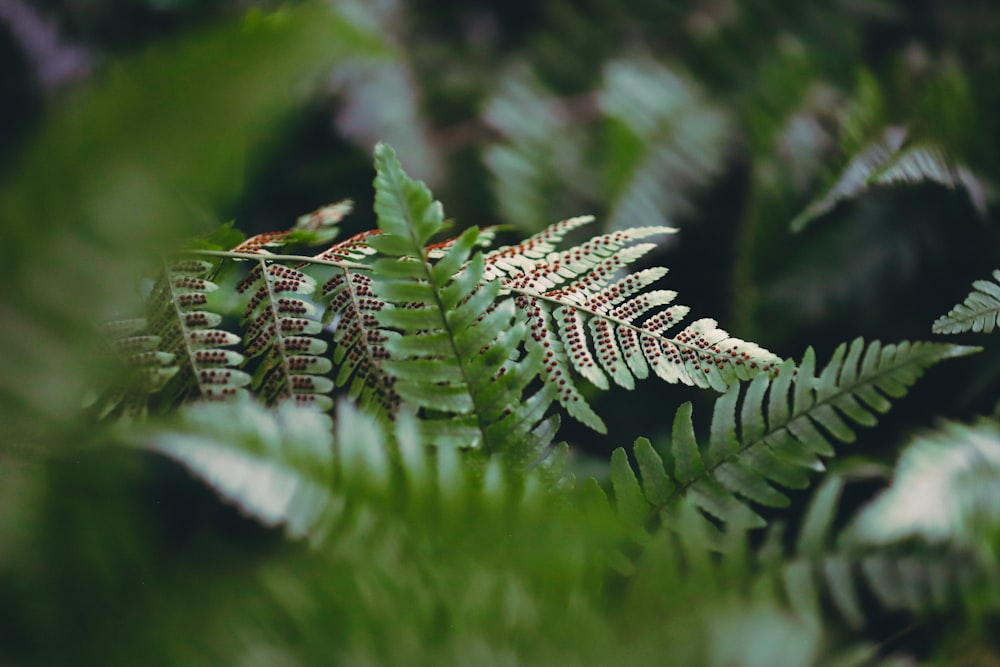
<box><xmin>933</xmin><ymin>269</ymin><xmax>1000</xmax><ymax>335</ymax></box>
<box><xmin>610</xmin><ymin>448</ymin><xmax>649</xmax><ymax>527</ymax></box>
<box><xmin>373</xmin><ymin>142</ymin><xmax>445</xmax><ymax>252</ymax></box>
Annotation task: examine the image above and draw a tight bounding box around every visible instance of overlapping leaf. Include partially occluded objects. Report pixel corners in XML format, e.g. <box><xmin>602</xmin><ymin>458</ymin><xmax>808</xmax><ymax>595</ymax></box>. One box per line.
<box><xmin>367</xmin><ymin>142</ymin><xmax>559</xmax><ymax>461</ymax></box>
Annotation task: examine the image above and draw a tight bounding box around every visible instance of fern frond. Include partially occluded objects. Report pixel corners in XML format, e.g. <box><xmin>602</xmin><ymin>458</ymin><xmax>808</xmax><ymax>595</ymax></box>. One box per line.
<box><xmin>367</xmin><ymin>142</ymin><xmax>558</xmax><ymax>460</ymax></box>
<box><xmin>319</xmin><ymin>267</ymin><xmax>400</xmax><ymax>417</ymax></box>
<box><xmin>791</xmin><ymin>126</ymin><xmax>986</xmax><ymax>232</ymax></box>
<box><xmin>932</xmin><ymin>269</ymin><xmax>1000</xmax><ymax>334</ymax></box>
<box><xmin>609</xmin><ymin>339</ymin><xmax>978</xmax><ymax>529</ymax></box>
<box><xmin>237</xmin><ymin>259</ymin><xmax>333</xmax><ymax>410</ymax></box>
<box><xmin>482</xmin><ymin>217</ymin><xmax>781</xmax><ymax>431</ymax></box>
<box><xmin>598</xmin><ymin>59</ymin><xmax>731</xmax><ymax>230</ymax></box>
<box><xmin>313</xmin><ymin>227</ymin><xmax>501</xmax><ymax>419</ymax></box>
<box><xmin>146</xmin><ymin>397</ymin><xmax>340</xmax><ymax>541</ymax></box>
<box><xmin>147</xmin><ymin>258</ymin><xmax>249</xmax><ymax>403</ymax></box>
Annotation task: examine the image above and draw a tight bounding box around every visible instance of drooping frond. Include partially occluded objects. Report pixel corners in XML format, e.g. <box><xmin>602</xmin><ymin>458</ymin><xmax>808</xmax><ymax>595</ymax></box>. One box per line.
<box><xmin>484</xmin><ymin>217</ymin><xmax>781</xmax><ymax>432</ymax></box>
<box><xmin>608</xmin><ymin>339</ymin><xmax>978</xmax><ymax>529</ymax></box>
<box><xmin>791</xmin><ymin>126</ymin><xmax>986</xmax><ymax>232</ymax></box>
<box><xmin>366</xmin><ymin>142</ymin><xmax>559</xmax><ymax>461</ymax></box>
<box><xmin>932</xmin><ymin>269</ymin><xmax>1000</xmax><ymax>334</ymax></box>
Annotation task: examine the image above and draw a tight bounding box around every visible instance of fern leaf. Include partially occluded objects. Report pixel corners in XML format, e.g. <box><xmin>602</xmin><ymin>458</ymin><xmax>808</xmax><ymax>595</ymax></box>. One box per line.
<box><xmin>484</xmin><ymin>217</ymin><xmax>781</xmax><ymax>430</ymax></box>
<box><xmin>599</xmin><ymin>59</ymin><xmax>730</xmax><ymax>230</ymax></box>
<box><xmin>237</xmin><ymin>259</ymin><xmax>333</xmax><ymax>410</ymax></box>
<box><xmin>932</xmin><ymin>269</ymin><xmax>1000</xmax><ymax>334</ymax></box>
<box><xmin>368</xmin><ymin>143</ymin><xmax>556</xmax><ymax>461</ymax></box>
<box><xmin>148</xmin><ymin>259</ymin><xmax>249</xmax><ymax>403</ymax></box>
<box><xmin>144</xmin><ymin>397</ymin><xmax>573</xmax><ymax>545</ymax></box>
<box><xmin>92</xmin><ymin>318</ymin><xmax>179</xmax><ymax>419</ymax></box>
<box><xmin>613</xmin><ymin>338</ymin><xmax>977</xmax><ymax>529</ymax></box>
<box><xmin>319</xmin><ymin>268</ymin><xmax>400</xmax><ymax>417</ymax></box>
<box><xmin>147</xmin><ymin>397</ymin><xmax>340</xmax><ymax>541</ymax></box>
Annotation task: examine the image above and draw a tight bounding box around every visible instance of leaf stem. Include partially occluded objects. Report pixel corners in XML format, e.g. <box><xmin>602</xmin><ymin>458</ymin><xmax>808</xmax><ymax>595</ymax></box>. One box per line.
<box><xmin>184</xmin><ymin>249</ymin><xmax>372</xmax><ymax>271</ymax></box>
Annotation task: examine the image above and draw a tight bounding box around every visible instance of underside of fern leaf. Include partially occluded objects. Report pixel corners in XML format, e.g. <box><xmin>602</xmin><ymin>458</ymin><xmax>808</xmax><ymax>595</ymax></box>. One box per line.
<box><xmin>933</xmin><ymin>269</ymin><xmax>1000</xmax><ymax>334</ymax></box>
<box><xmin>483</xmin><ymin>217</ymin><xmax>781</xmax><ymax>431</ymax></box>
<box><xmin>238</xmin><ymin>260</ymin><xmax>334</xmax><ymax>410</ymax></box>
<box><xmin>147</xmin><ymin>258</ymin><xmax>250</xmax><ymax>405</ymax></box>
<box><xmin>101</xmin><ymin>142</ymin><xmax>782</xmax><ymax>459</ymax></box>
<box><xmin>610</xmin><ymin>338</ymin><xmax>978</xmax><ymax>530</ymax></box>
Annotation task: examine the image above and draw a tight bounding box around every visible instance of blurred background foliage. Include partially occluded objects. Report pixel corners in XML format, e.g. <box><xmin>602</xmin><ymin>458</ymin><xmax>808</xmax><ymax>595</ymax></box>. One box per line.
<box><xmin>2</xmin><ymin>0</ymin><xmax>1000</xmax><ymax>664</ymax></box>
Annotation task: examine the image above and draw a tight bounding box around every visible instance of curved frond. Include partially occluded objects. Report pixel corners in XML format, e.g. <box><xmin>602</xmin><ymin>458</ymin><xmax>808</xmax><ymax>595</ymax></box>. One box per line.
<box><xmin>609</xmin><ymin>339</ymin><xmax>978</xmax><ymax>529</ymax></box>
<box><xmin>485</xmin><ymin>217</ymin><xmax>781</xmax><ymax>430</ymax></box>
<box><xmin>143</xmin><ymin>397</ymin><xmax>571</xmax><ymax>544</ymax></box>
<box><xmin>146</xmin><ymin>397</ymin><xmax>341</xmax><ymax>541</ymax></box>
<box><xmin>932</xmin><ymin>269</ymin><xmax>1000</xmax><ymax>334</ymax></box>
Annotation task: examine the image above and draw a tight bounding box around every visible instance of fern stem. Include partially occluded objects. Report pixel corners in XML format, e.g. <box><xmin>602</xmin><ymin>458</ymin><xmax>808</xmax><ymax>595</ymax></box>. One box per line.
<box><xmin>185</xmin><ymin>249</ymin><xmax>372</xmax><ymax>272</ymax></box>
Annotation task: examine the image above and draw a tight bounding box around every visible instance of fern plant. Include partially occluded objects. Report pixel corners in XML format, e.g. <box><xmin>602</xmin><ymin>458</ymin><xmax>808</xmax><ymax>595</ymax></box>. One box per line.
<box><xmin>106</xmin><ymin>142</ymin><xmax>781</xmax><ymax>462</ymax></box>
<box><xmin>11</xmin><ymin>4</ymin><xmax>1000</xmax><ymax>663</ymax></box>
<box><xmin>36</xmin><ymin>144</ymin><xmax>1000</xmax><ymax>666</ymax></box>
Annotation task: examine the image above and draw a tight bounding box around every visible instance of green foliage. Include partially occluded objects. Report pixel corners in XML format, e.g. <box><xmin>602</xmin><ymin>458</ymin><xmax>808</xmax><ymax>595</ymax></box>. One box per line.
<box><xmin>608</xmin><ymin>339</ymin><xmax>977</xmax><ymax>531</ymax></box>
<box><xmin>483</xmin><ymin>59</ymin><xmax>731</xmax><ymax>233</ymax></box>
<box><xmin>0</xmin><ymin>4</ymin><xmax>385</xmax><ymax>445</ymax></box>
<box><xmin>933</xmin><ymin>269</ymin><xmax>1000</xmax><ymax>335</ymax></box>
<box><xmin>5</xmin><ymin>3</ymin><xmax>1000</xmax><ymax>665</ymax></box>
<box><xmin>791</xmin><ymin>126</ymin><xmax>986</xmax><ymax>232</ymax></box>
<box><xmin>101</xmin><ymin>144</ymin><xmax>780</xmax><ymax>458</ymax></box>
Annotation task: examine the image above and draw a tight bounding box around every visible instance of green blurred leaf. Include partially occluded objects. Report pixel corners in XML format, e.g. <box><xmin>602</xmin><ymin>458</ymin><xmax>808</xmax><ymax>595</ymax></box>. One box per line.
<box><xmin>0</xmin><ymin>4</ymin><xmax>385</xmax><ymax>445</ymax></box>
